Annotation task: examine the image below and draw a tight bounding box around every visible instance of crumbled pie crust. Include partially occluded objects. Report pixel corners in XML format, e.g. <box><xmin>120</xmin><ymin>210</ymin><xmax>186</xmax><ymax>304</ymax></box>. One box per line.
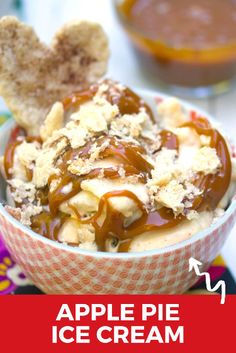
<box><xmin>1</xmin><ymin>80</ymin><xmax>233</xmax><ymax>251</ymax></box>
<box><xmin>4</xmin><ymin>88</ymin><xmax>223</xmax><ymax>226</ymax></box>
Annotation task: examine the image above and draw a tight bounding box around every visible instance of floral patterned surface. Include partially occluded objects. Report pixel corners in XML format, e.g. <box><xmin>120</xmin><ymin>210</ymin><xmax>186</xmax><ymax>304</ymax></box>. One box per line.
<box><xmin>0</xmin><ymin>235</ymin><xmax>31</xmax><ymax>293</ymax></box>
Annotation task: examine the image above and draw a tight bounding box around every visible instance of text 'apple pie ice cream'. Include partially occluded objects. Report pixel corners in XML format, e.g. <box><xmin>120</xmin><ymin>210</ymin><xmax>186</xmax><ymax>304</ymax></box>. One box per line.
<box><xmin>1</xmin><ymin>79</ymin><xmax>236</xmax><ymax>252</ymax></box>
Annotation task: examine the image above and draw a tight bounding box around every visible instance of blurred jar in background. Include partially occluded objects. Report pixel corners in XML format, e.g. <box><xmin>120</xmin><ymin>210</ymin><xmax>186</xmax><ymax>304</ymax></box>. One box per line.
<box><xmin>114</xmin><ymin>0</ymin><xmax>236</xmax><ymax>97</ymax></box>
<box><xmin>0</xmin><ymin>0</ymin><xmax>23</xmax><ymax>18</ymax></box>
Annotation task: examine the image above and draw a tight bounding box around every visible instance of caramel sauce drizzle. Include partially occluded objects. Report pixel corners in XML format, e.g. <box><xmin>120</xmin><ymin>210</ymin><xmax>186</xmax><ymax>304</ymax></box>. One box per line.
<box><xmin>48</xmin><ymin>136</ymin><xmax>152</xmax><ymax>215</ymax></box>
<box><xmin>63</xmin><ymin>80</ymin><xmax>154</xmax><ymax>121</ymax></box>
<box><xmin>5</xmin><ymin>87</ymin><xmax>232</xmax><ymax>252</ymax></box>
<box><xmin>4</xmin><ymin>140</ymin><xmax>22</xmax><ymax>179</ymax></box>
<box><xmin>182</xmin><ymin>116</ymin><xmax>232</xmax><ymax>211</ymax></box>
<box><xmin>30</xmin><ymin>211</ymin><xmax>69</xmax><ymax>241</ymax></box>
<box><xmin>44</xmin><ymin>129</ymin><xmax>183</xmax><ymax>251</ymax></box>
<box><xmin>159</xmin><ymin>130</ymin><xmax>179</xmax><ymax>151</ymax></box>
<box><xmin>4</xmin><ymin>126</ymin><xmax>41</xmax><ymax>180</ymax></box>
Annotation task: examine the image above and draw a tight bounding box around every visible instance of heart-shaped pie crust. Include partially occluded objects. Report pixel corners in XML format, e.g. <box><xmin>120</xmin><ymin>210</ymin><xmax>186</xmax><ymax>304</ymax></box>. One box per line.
<box><xmin>0</xmin><ymin>16</ymin><xmax>109</xmax><ymax>135</ymax></box>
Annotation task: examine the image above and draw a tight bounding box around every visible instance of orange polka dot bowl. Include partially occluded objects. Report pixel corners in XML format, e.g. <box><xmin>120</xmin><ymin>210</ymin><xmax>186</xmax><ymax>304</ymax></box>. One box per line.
<box><xmin>0</xmin><ymin>90</ymin><xmax>235</xmax><ymax>294</ymax></box>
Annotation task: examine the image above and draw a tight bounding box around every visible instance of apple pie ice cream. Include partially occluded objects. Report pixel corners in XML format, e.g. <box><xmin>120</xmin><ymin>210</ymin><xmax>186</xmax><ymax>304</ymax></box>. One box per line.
<box><xmin>0</xmin><ymin>17</ymin><xmax>235</xmax><ymax>253</ymax></box>
<box><xmin>1</xmin><ymin>79</ymin><xmax>236</xmax><ymax>252</ymax></box>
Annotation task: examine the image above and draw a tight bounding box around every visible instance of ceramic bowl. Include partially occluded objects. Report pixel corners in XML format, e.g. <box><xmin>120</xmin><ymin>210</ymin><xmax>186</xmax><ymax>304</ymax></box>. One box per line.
<box><xmin>0</xmin><ymin>90</ymin><xmax>235</xmax><ymax>294</ymax></box>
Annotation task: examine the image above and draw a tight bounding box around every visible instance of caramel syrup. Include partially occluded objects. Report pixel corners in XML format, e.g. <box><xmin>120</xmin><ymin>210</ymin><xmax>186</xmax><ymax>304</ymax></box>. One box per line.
<box><xmin>4</xmin><ymin>86</ymin><xmax>232</xmax><ymax>252</ymax></box>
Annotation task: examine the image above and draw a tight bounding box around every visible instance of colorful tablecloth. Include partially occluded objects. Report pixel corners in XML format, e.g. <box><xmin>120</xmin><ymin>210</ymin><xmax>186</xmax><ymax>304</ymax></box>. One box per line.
<box><xmin>0</xmin><ymin>113</ymin><xmax>235</xmax><ymax>295</ymax></box>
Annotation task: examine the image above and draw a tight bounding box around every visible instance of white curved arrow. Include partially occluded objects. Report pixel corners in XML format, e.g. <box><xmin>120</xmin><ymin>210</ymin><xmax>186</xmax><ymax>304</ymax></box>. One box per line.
<box><xmin>189</xmin><ymin>257</ymin><xmax>226</xmax><ymax>304</ymax></box>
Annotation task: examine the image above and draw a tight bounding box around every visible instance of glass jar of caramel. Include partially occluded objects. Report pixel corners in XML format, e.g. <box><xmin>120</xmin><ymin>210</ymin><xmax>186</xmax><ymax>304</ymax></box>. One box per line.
<box><xmin>114</xmin><ymin>0</ymin><xmax>236</xmax><ymax>97</ymax></box>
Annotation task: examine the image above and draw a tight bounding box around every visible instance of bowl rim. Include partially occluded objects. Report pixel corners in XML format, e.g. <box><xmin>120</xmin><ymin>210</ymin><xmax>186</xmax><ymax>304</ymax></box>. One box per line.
<box><xmin>0</xmin><ymin>89</ymin><xmax>235</xmax><ymax>259</ymax></box>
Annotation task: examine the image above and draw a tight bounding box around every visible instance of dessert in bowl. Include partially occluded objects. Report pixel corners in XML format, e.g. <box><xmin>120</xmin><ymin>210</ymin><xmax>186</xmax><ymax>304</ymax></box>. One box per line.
<box><xmin>0</xmin><ymin>83</ymin><xmax>236</xmax><ymax>294</ymax></box>
<box><xmin>0</xmin><ymin>17</ymin><xmax>235</xmax><ymax>294</ymax></box>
